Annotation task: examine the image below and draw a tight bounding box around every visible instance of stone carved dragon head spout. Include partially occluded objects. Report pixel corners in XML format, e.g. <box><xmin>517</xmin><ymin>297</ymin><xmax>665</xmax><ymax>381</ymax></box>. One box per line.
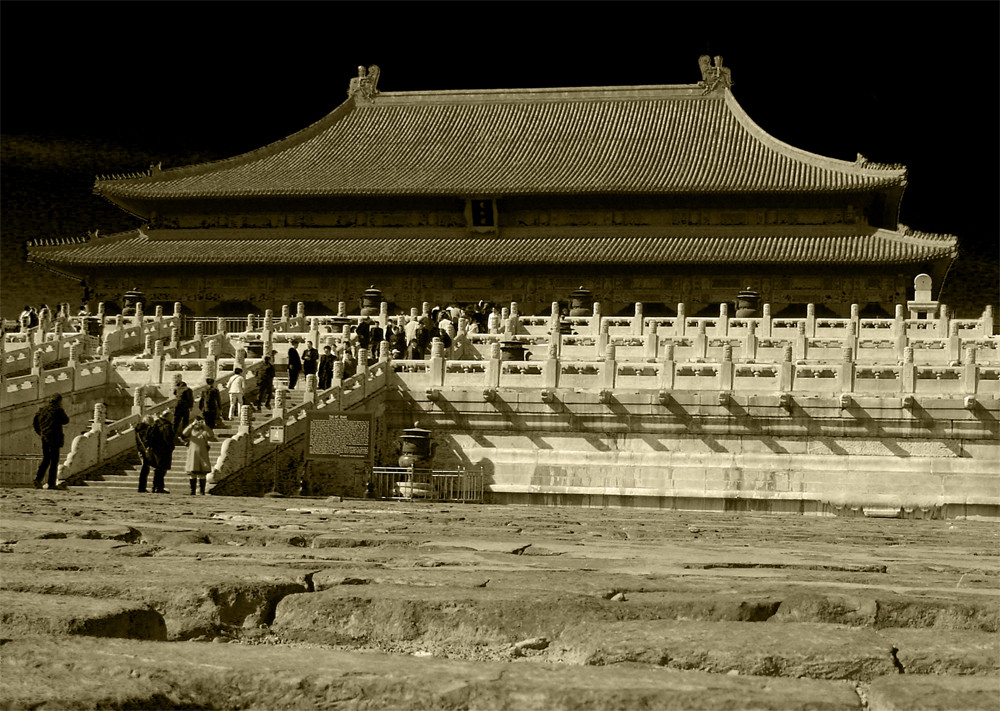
<box><xmin>698</xmin><ymin>55</ymin><xmax>733</xmax><ymax>94</ymax></box>
<box><xmin>348</xmin><ymin>65</ymin><xmax>381</xmax><ymax>102</ymax></box>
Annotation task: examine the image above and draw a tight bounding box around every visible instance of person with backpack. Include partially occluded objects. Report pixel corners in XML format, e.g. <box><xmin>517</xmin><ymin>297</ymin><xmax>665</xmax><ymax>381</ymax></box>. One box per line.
<box><xmin>227</xmin><ymin>368</ymin><xmax>246</xmax><ymax>419</ymax></box>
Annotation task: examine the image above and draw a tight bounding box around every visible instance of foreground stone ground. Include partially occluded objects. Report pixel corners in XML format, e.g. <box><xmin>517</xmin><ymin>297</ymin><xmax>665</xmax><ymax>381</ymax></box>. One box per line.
<box><xmin>1</xmin><ymin>488</ymin><xmax>997</xmax><ymax>710</ymax></box>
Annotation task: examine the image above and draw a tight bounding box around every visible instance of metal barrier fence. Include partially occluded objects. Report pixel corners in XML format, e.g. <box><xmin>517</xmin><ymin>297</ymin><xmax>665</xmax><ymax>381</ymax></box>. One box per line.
<box><xmin>370</xmin><ymin>467</ymin><xmax>484</xmax><ymax>503</ymax></box>
<box><xmin>0</xmin><ymin>455</ymin><xmax>42</xmax><ymax>488</ymax></box>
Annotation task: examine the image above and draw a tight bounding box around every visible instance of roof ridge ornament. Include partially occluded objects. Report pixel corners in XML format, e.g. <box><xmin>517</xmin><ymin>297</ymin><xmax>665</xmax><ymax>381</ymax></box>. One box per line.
<box><xmin>698</xmin><ymin>55</ymin><xmax>733</xmax><ymax>94</ymax></box>
<box><xmin>348</xmin><ymin>65</ymin><xmax>381</xmax><ymax>103</ymax></box>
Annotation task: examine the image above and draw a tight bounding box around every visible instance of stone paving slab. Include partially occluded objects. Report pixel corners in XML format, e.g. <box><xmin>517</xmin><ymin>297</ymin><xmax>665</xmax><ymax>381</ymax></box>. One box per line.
<box><xmin>867</xmin><ymin>674</ymin><xmax>1000</xmax><ymax>711</ymax></box>
<box><xmin>0</xmin><ymin>590</ymin><xmax>166</xmax><ymax>640</ymax></box>
<box><xmin>548</xmin><ymin>620</ymin><xmax>896</xmax><ymax>680</ymax></box>
<box><xmin>879</xmin><ymin>628</ymin><xmax>1000</xmax><ymax>675</ymax></box>
<box><xmin>0</xmin><ymin>636</ymin><xmax>867</xmax><ymax>711</ymax></box>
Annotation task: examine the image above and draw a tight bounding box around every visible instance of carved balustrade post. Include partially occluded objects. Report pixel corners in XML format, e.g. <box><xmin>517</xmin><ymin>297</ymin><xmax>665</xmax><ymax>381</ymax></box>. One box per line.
<box><xmin>632</xmin><ymin>302</ymin><xmax>644</xmax><ymax>336</ymax></box>
<box><xmin>893</xmin><ymin>304</ymin><xmax>907</xmax><ymax>358</ymax></box>
<box><xmin>132</xmin><ymin>385</ymin><xmax>146</xmax><ymax>415</ymax></box>
<box><xmin>379</xmin><ymin>301</ymin><xmax>389</xmax><ymax>331</ymax></box>
<box><xmin>963</xmin><ymin>346</ymin><xmax>979</xmax><ymax>395</ymax></box>
<box><xmin>602</xmin><ymin>343</ymin><xmax>617</xmax><ymax>390</ymax></box>
<box><xmin>238</xmin><ymin>403</ymin><xmax>253</xmax><ymax>434</ymax></box>
<box><xmin>486</xmin><ymin>341</ymin><xmax>502</xmax><ymax>388</ymax></box>
<box><xmin>718</xmin><ymin>302</ymin><xmax>729</xmax><ymax>338</ymax></box>
<box><xmin>938</xmin><ymin>304</ymin><xmax>950</xmax><ymax>339</ymax></box>
<box><xmin>779</xmin><ymin>345</ymin><xmax>794</xmax><ymax>392</ymax></box>
<box><xmin>658</xmin><ymin>340</ymin><xmax>676</xmax><ymax>391</ymax></box>
<box><xmin>644</xmin><ymin>320</ymin><xmax>659</xmax><ymax>360</ymax></box>
<box><xmin>694</xmin><ymin>320</ymin><xmax>708</xmax><ymax>360</ymax></box>
<box><xmin>675</xmin><ymin>302</ymin><xmax>687</xmax><ymax>338</ymax></box>
<box><xmin>154</xmin><ymin>305</ymin><xmax>163</xmax><ymax>323</ymax></box>
<box><xmin>719</xmin><ymin>343</ymin><xmax>734</xmax><ymax>391</ymax></box>
<box><xmin>839</xmin><ymin>345</ymin><xmax>855</xmax><ymax>393</ymax></box>
<box><xmin>740</xmin><ymin>320</ymin><xmax>757</xmax><ymax>361</ymax></box>
<box><xmin>428</xmin><ymin>339</ymin><xmax>445</xmax><ymax>387</ymax></box>
<box><xmin>947</xmin><ymin>321</ymin><xmax>961</xmax><ymax>363</ymax></box>
<box><xmin>304</xmin><ymin>374</ymin><xmax>318</xmax><ymax>406</ymax></box>
<box><xmin>901</xmin><ymin>346</ymin><xmax>916</xmax><ymax>393</ymax></box>
<box><xmin>981</xmin><ymin>305</ymin><xmax>994</xmax><ymax>337</ymax></box>
<box><xmin>273</xmin><ymin>386</ymin><xmax>288</xmax><ymax>419</ymax></box>
<box><xmin>597</xmin><ymin>318</ymin><xmax>610</xmax><ymax>359</ymax></box>
<box><xmin>761</xmin><ymin>303</ymin><xmax>772</xmax><ymax>338</ymax></box>
<box><xmin>805</xmin><ymin>303</ymin><xmax>816</xmax><ymax>338</ymax></box>
<box><xmin>795</xmin><ymin>321</ymin><xmax>808</xmax><ymax>361</ymax></box>
<box><xmin>133</xmin><ymin>302</ymin><xmax>144</xmax><ymax>327</ymax></box>
<box><xmin>591</xmin><ymin>302</ymin><xmax>602</xmax><ymax>336</ymax></box>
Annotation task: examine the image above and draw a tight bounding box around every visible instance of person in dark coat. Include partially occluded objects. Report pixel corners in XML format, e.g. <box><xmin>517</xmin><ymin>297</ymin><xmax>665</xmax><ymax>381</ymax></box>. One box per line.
<box><xmin>301</xmin><ymin>340</ymin><xmax>319</xmax><ymax>379</ymax></box>
<box><xmin>134</xmin><ymin>414</ymin><xmax>156</xmax><ymax>493</ymax></box>
<box><xmin>149</xmin><ymin>412</ymin><xmax>176</xmax><ymax>494</ymax></box>
<box><xmin>32</xmin><ymin>394</ymin><xmax>70</xmax><ymax>489</ymax></box>
<box><xmin>318</xmin><ymin>346</ymin><xmax>335</xmax><ymax>389</ymax></box>
<box><xmin>173</xmin><ymin>380</ymin><xmax>194</xmax><ymax>437</ymax></box>
<box><xmin>287</xmin><ymin>341</ymin><xmax>302</xmax><ymax>389</ymax></box>
<box><xmin>256</xmin><ymin>357</ymin><xmax>275</xmax><ymax>409</ymax></box>
<box><xmin>199</xmin><ymin>378</ymin><xmax>224</xmax><ymax>428</ymax></box>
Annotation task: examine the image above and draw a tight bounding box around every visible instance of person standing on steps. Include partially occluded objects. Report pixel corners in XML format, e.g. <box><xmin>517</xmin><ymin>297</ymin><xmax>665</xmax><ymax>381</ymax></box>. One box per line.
<box><xmin>287</xmin><ymin>340</ymin><xmax>302</xmax><ymax>389</ymax></box>
<box><xmin>134</xmin><ymin>414</ymin><xmax>156</xmax><ymax>493</ymax></box>
<box><xmin>318</xmin><ymin>345</ymin><xmax>335</xmax><ymax>389</ymax></box>
<box><xmin>173</xmin><ymin>380</ymin><xmax>194</xmax><ymax>438</ymax></box>
<box><xmin>227</xmin><ymin>368</ymin><xmax>246</xmax><ymax>420</ymax></box>
<box><xmin>256</xmin><ymin>356</ymin><xmax>275</xmax><ymax>410</ymax></box>
<box><xmin>32</xmin><ymin>394</ymin><xmax>70</xmax><ymax>490</ymax></box>
<box><xmin>182</xmin><ymin>417</ymin><xmax>217</xmax><ymax>495</ymax></box>
<box><xmin>301</xmin><ymin>340</ymin><xmax>319</xmax><ymax>383</ymax></box>
<box><xmin>149</xmin><ymin>411</ymin><xmax>176</xmax><ymax>494</ymax></box>
<box><xmin>199</xmin><ymin>378</ymin><xmax>223</xmax><ymax>429</ymax></box>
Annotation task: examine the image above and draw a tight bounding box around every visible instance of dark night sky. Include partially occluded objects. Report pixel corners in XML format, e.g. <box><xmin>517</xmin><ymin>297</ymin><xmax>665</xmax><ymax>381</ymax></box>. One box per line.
<box><xmin>3</xmin><ymin>1</ymin><xmax>998</xmax><ymax>254</ymax></box>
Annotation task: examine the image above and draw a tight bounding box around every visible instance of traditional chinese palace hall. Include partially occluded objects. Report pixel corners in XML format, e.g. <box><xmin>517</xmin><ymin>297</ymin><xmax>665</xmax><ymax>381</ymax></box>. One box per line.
<box><xmin>28</xmin><ymin>58</ymin><xmax>957</xmax><ymax>318</ymax></box>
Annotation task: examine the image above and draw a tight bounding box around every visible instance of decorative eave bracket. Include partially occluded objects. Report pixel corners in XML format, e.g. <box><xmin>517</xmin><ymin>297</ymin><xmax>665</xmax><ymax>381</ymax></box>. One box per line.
<box><xmin>348</xmin><ymin>65</ymin><xmax>381</xmax><ymax>104</ymax></box>
<box><xmin>698</xmin><ymin>55</ymin><xmax>733</xmax><ymax>94</ymax></box>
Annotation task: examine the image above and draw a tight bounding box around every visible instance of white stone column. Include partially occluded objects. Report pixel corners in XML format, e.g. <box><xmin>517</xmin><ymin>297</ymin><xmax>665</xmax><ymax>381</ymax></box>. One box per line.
<box><xmin>839</xmin><ymin>345</ymin><xmax>855</xmax><ymax>393</ymax></box>
<box><xmin>601</xmin><ymin>343</ymin><xmax>616</xmax><ymax>390</ymax></box>
<box><xmin>428</xmin><ymin>339</ymin><xmax>445</xmax><ymax>387</ymax></box>
<box><xmin>963</xmin><ymin>345</ymin><xmax>978</xmax><ymax>395</ymax></box>
<box><xmin>644</xmin><ymin>320</ymin><xmax>659</xmax><ymax>360</ymax></box>
<box><xmin>485</xmin><ymin>341</ymin><xmax>501</xmax><ymax>388</ymax></box>
<box><xmin>779</xmin><ymin>345</ymin><xmax>794</xmax><ymax>392</ymax></box>
<box><xmin>658</xmin><ymin>341</ymin><xmax>675</xmax><ymax>391</ymax></box>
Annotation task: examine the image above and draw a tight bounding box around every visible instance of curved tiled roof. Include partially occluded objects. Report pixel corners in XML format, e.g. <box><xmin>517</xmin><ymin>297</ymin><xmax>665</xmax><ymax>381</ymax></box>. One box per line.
<box><xmin>28</xmin><ymin>226</ymin><xmax>956</xmax><ymax>268</ymax></box>
<box><xmin>94</xmin><ymin>80</ymin><xmax>906</xmax><ymax>202</ymax></box>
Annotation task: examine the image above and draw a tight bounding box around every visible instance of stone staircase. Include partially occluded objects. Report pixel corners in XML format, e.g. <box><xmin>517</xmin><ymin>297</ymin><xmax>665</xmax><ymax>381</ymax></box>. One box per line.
<box><xmin>73</xmin><ymin>381</ymin><xmax>309</xmax><ymax>494</ymax></box>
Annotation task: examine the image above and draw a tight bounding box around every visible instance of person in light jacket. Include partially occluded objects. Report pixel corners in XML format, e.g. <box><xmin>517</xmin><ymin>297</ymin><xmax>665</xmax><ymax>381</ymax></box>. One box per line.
<box><xmin>182</xmin><ymin>417</ymin><xmax>217</xmax><ymax>495</ymax></box>
<box><xmin>227</xmin><ymin>368</ymin><xmax>246</xmax><ymax>419</ymax></box>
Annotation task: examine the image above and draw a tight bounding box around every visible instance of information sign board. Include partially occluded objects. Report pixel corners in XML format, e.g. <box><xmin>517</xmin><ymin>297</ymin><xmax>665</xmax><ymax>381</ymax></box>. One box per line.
<box><xmin>305</xmin><ymin>412</ymin><xmax>373</xmax><ymax>462</ymax></box>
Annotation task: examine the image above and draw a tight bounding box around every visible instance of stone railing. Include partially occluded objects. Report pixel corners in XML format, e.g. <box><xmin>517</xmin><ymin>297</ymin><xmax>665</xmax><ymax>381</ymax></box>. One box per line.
<box><xmin>2</xmin><ymin>358</ymin><xmax>111</xmax><ymax>408</ymax></box>
<box><xmin>390</xmin><ymin>341</ymin><xmax>999</xmax><ymax>399</ymax></box>
<box><xmin>207</xmin><ymin>356</ymin><xmax>391</xmax><ymax>490</ymax></box>
<box><xmin>57</xmin><ymin>360</ymin><xmax>266</xmax><ymax>486</ymax></box>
